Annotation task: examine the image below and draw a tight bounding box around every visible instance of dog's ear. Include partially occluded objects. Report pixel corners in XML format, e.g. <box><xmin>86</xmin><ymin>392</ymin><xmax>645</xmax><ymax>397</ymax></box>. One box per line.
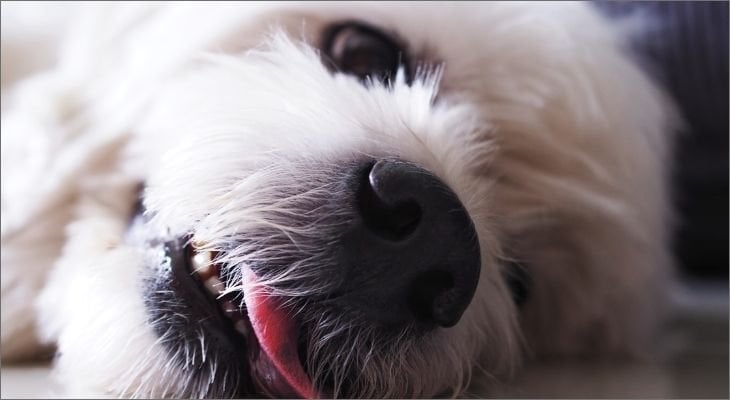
<box><xmin>0</xmin><ymin>73</ymin><xmax>85</xmax><ymax>361</ymax></box>
<box><xmin>1</xmin><ymin>66</ymin><xmax>136</xmax><ymax>361</ymax></box>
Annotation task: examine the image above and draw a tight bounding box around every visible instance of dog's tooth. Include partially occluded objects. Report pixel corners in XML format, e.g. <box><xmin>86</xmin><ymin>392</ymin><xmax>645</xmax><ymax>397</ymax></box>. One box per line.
<box><xmin>191</xmin><ymin>250</ymin><xmax>213</xmax><ymax>274</ymax></box>
<box><xmin>203</xmin><ymin>275</ymin><xmax>224</xmax><ymax>295</ymax></box>
<box><xmin>234</xmin><ymin>320</ymin><xmax>249</xmax><ymax>336</ymax></box>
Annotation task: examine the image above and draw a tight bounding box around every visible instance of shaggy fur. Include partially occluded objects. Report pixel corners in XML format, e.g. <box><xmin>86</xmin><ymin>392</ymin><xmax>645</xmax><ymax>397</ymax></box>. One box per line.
<box><xmin>1</xmin><ymin>2</ymin><xmax>677</xmax><ymax>398</ymax></box>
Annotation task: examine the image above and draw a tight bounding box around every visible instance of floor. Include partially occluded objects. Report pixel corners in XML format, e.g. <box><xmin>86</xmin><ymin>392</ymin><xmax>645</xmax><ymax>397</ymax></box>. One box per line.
<box><xmin>2</xmin><ymin>281</ymin><xmax>727</xmax><ymax>398</ymax></box>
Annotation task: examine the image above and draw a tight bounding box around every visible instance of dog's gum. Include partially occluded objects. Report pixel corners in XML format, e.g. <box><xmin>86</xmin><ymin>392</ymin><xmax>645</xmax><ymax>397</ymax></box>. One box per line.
<box><xmin>235</xmin><ymin>320</ymin><xmax>249</xmax><ymax>336</ymax></box>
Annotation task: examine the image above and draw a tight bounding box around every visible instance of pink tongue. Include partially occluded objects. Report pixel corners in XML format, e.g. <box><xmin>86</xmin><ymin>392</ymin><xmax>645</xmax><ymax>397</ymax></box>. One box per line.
<box><xmin>243</xmin><ymin>270</ymin><xmax>317</xmax><ymax>398</ymax></box>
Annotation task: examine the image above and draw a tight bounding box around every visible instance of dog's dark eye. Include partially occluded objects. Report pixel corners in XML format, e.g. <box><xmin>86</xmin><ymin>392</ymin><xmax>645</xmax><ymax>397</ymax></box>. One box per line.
<box><xmin>323</xmin><ymin>22</ymin><xmax>409</xmax><ymax>84</ymax></box>
<box><xmin>503</xmin><ymin>261</ymin><xmax>532</xmax><ymax>307</ymax></box>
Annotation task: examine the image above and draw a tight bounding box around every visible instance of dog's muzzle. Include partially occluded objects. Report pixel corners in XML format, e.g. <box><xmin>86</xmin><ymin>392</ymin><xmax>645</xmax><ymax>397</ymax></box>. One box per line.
<box><xmin>135</xmin><ymin>158</ymin><xmax>480</xmax><ymax>397</ymax></box>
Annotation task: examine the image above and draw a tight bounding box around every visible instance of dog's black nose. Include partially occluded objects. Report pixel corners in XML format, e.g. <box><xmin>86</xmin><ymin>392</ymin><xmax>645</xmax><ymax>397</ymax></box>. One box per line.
<box><xmin>336</xmin><ymin>160</ymin><xmax>480</xmax><ymax>329</ymax></box>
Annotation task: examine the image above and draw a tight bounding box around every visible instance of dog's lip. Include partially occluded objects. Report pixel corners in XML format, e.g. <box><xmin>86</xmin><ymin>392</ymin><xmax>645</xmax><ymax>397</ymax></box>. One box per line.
<box><xmin>187</xmin><ymin>246</ymin><xmax>317</xmax><ymax>398</ymax></box>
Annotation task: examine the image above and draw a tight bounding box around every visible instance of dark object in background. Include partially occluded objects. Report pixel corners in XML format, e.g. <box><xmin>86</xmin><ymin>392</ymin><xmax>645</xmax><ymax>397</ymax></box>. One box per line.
<box><xmin>595</xmin><ymin>1</ymin><xmax>729</xmax><ymax>280</ymax></box>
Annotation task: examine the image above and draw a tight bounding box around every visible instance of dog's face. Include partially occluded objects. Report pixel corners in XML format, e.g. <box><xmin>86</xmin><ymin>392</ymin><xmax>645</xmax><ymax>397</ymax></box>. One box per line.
<box><xmin>31</xmin><ymin>2</ymin><xmax>673</xmax><ymax>398</ymax></box>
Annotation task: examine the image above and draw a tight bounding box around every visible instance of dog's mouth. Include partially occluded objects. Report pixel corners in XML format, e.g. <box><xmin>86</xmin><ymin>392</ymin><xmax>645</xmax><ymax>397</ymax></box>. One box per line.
<box><xmin>179</xmin><ymin>243</ymin><xmax>318</xmax><ymax>398</ymax></box>
<box><xmin>137</xmin><ymin>158</ymin><xmax>488</xmax><ymax>398</ymax></box>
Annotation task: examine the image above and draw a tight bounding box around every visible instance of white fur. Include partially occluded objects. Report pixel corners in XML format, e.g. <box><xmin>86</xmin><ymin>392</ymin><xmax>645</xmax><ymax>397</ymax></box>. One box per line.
<box><xmin>1</xmin><ymin>2</ymin><xmax>676</xmax><ymax>398</ymax></box>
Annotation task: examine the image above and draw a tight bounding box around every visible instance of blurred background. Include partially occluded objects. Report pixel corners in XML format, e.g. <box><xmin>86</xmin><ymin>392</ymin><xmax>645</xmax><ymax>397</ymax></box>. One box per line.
<box><xmin>1</xmin><ymin>1</ymin><xmax>728</xmax><ymax>398</ymax></box>
<box><xmin>597</xmin><ymin>1</ymin><xmax>728</xmax><ymax>283</ymax></box>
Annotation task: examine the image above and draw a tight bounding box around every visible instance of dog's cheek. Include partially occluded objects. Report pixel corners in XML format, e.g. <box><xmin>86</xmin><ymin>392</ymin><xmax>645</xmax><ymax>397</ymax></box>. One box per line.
<box><xmin>34</xmin><ymin>186</ymin><xmax>184</xmax><ymax>397</ymax></box>
<box><xmin>39</xmin><ymin>239</ymin><xmax>179</xmax><ymax>396</ymax></box>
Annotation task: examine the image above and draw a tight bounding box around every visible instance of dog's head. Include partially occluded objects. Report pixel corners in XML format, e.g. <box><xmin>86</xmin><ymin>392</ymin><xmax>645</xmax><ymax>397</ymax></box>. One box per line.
<box><xmin>31</xmin><ymin>2</ymin><xmax>674</xmax><ymax>398</ymax></box>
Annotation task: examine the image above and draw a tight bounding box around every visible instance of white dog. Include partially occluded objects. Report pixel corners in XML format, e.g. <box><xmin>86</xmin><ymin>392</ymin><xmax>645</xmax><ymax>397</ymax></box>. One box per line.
<box><xmin>1</xmin><ymin>2</ymin><xmax>677</xmax><ymax>398</ymax></box>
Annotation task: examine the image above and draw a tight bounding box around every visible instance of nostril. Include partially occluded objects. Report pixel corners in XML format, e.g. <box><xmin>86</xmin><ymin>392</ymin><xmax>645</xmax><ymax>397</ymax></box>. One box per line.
<box><xmin>407</xmin><ymin>270</ymin><xmax>456</xmax><ymax>326</ymax></box>
<box><xmin>340</xmin><ymin>159</ymin><xmax>480</xmax><ymax>330</ymax></box>
<box><xmin>357</xmin><ymin>163</ymin><xmax>422</xmax><ymax>241</ymax></box>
